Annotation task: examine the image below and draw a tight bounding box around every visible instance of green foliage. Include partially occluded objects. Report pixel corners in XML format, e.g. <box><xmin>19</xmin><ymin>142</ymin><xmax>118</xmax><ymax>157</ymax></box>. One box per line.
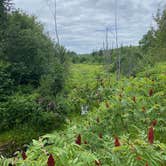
<box><xmin>1</xmin><ymin>11</ymin><xmax>53</xmax><ymax>86</ymax></box>
<box><xmin>1</xmin><ymin>10</ymin><xmax>69</xmax><ymax>89</ymax></box>
<box><xmin>1</xmin><ymin>3</ymin><xmax>166</xmax><ymax>165</ymax></box>
<box><xmin>0</xmin><ymin>0</ymin><xmax>12</xmax><ymax>58</ymax></box>
<box><xmin>39</xmin><ymin>46</ymin><xmax>69</xmax><ymax>97</ymax></box>
<box><xmin>0</xmin><ymin>61</ymin><xmax>13</xmax><ymax>101</ymax></box>
<box><xmin>0</xmin><ymin>93</ymin><xmax>62</xmax><ymax>132</ymax></box>
<box><xmin>71</xmin><ymin>46</ymin><xmax>147</xmax><ymax>77</ymax></box>
<box><xmin>63</xmin><ymin>64</ymin><xmax>105</xmax><ymax>114</ymax></box>
<box><xmin>0</xmin><ymin>9</ymin><xmax>69</xmax><ymax>151</ymax></box>
<box><xmin>0</xmin><ymin>125</ymin><xmax>46</xmax><ymax>157</ymax></box>
<box><xmin>4</xmin><ymin>63</ymin><xmax>165</xmax><ymax>166</ymax></box>
<box><xmin>71</xmin><ymin>50</ymin><xmax>104</xmax><ymax>64</ymax></box>
<box><xmin>111</xmin><ymin>46</ymin><xmax>145</xmax><ymax>76</ymax></box>
<box><xmin>139</xmin><ymin>8</ymin><xmax>166</xmax><ymax>62</ymax></box>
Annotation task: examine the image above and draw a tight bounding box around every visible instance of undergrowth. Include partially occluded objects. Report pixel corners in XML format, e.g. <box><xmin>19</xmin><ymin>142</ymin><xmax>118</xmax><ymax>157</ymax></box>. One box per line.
<box><xmin>1</xmin><ymin>63</ymin><xmax>166</xmax><ymax>166</ymax></box>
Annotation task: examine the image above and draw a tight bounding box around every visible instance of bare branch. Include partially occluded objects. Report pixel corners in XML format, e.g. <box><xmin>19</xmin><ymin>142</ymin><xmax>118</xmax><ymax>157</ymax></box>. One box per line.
<box><xmin>45</xmin><ymin>0</ymin><xmax>60</xmax><ymax>45</ymax></box>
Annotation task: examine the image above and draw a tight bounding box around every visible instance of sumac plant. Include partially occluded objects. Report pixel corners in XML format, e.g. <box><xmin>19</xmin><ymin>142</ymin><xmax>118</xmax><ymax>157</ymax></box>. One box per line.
<box><xmin>1</xmin><ymin>63</ymin><xmax>166</xmax><ymax>166</ymax></box>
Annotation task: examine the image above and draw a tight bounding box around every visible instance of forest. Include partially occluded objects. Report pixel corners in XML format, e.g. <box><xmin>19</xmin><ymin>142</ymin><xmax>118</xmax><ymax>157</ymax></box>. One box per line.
<box><xmin>0</xmin><ymin>0</ymin><xmax>166</xmax><ymax>166</ymax></box>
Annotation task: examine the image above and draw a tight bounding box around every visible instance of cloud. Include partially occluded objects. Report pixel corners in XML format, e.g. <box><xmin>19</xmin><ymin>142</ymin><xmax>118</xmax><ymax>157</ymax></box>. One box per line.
<box><xmin>13</xmin><ymin>0</ymin><xmax>166</xmax><ymax>53</ymax></box>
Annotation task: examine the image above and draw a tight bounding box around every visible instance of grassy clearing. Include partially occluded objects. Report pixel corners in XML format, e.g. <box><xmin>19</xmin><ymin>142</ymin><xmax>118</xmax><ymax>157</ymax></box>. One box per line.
<box><xmin>67</xmin><ymin>64</ymin><xmax>104</xmax><ymax>88</ymax></box>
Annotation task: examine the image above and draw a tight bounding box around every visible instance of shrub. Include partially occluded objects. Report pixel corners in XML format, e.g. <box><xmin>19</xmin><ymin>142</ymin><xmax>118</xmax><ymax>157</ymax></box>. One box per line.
<box><xmin>0</xmin><ymin>93</ymin><xmax>62</xmax><ymax>132</ymax></box>
<box><xmin>0</xmin><ymin>61</ymin><xmax>14</xmax><ymax>101</ymax></box>
<box><xmin>39</xmin><ymin>61</ymin><xmax>65</xmax><ymax>97</ymax></box>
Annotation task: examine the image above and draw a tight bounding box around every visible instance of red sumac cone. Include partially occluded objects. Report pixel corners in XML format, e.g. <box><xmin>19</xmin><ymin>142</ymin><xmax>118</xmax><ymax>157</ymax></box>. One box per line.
<box><xmin>75</xmin><ymin>134</ymin><xmax>81</xmax><ymax>145</ymax></box>
<box><xmin>47</xmin><ymin>154</ymin><xmax>55</xmax><ymax>166</ymax></box>
<box><xmin>21</xmin><ymin>151</ymin><xmax>27</xmax><ymax>160</ymax></box>
<box><xmin>148</xmin><ymin>126</ymin><xmax>154</xmax><ymax>144</ymax></box>
<box><xmin>114</xmin><ymin>137</ymin><xmax>121</xmax><ymax>147</ymax></box>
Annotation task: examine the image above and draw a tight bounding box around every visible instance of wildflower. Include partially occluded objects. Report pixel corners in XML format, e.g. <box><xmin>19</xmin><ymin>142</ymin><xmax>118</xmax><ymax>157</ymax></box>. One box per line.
<box><xmin>95</xmin><ymin>160</ymin><xmax>101</xmax><ymax>166</ymax></box>
<box><xmin>148</xmin><ymin>126</ymin><xmax>154</xmax><ymax>144</ymax></box>
<box><xmin>149</xmin><ymin>89</ymin><xmax>153</xmax><ymax>96</ymax></box>
<box><xmin>151</xmin><ymin>120</ymin><xmax>157</xmax><ymax>127</ymax></box>
<box><xmin>75</xmin><ymin>134</ymin><xmax>81</xmax><ymax>145</ymax></box>
<box><xmin>47</xmin><ymin>154</ymin><xmax>55</xmax><ymax>166</ymax></box>
<box><xmin>114</xmin><ymin>136</ymin><xmax>121</xmax><ymax>147</ymax></box>
<box><xmin>21</xmin><ymin>151</ymin><xmax>27</xmax><ymax>160</ymax></box>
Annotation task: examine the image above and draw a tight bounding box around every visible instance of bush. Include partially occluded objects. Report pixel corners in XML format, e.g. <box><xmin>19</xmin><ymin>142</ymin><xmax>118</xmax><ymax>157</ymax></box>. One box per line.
<box><xmin>39</xmin><ymin>61</ymin><xmax>65</xmax><ymax>97</ymax></box>
<box><xmin>0</xmin><ymin>61</ymin><xmax>14</xmax><ymax>101</ymax></box>
<box><xmin>0</xmin><ymin>93</ymin><xmax>62</xmax><ymax>132</ymax></box>
<box><xmin>3</xmin><ymin>63</ymin><xmax>166</xmax><ymax>166</ymax></box>
<box><xmin>31</xmin><ymin>111</ymin><xmax>63</xmax><ymax>131</ymax></box>
<box><xmin>55</xmin><ymin>95</ymin><xmax>74</xmax><ymax>115</ymax></box>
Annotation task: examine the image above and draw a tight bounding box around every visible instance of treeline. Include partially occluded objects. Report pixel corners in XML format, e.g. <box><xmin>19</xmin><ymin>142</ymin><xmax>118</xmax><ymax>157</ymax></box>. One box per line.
<box><xmin>0</xmin><ymin>0</ymin><xmax>70</xmax><ymax>150</ymax></box>
<box><xmin>72</xmin><ymin>8</ymin><xmax>166</xmax><ymax>76</ymax></box>
<box><xmin>139</xmin><ymin>9</ymin><xmax>166</xmax><ymax>62</ymax></box>
<box><xmin>70</xmin><ymin>50</ymin><xmax>105</xmax><ymax>64</ymax></box>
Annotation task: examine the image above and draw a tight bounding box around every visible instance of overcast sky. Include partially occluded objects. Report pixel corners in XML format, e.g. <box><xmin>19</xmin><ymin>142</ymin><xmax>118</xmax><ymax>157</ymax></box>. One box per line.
<box><xmin>13</xmin><ymin>0</ymin><xmax>166</xmax><ymax>54</ymax></box>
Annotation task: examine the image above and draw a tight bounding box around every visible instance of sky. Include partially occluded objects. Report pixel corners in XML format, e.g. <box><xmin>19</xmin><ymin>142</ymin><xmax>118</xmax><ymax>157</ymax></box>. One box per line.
<box><xmin>13</xmin><ymin>0</ymin><xmax>166</xmax><ymax>54</ymax></box>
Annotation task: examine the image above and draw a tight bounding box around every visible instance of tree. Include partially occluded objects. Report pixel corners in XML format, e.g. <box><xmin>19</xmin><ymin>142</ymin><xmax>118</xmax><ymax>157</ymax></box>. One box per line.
<box><xmin>0</xmin><ymin>0</ymin><xmax>12</xmax><ymax>23</ymax></box>
<box><xmin>1</xmin><ymin>11</ymin><xmax>68</xmax><ymax>92</ymax></box>
<box><xmin>2</xmin><ymin>11</ymin><xmax>51</xmax><ymax>85</ymax></box>
<box><xmin>0</xmin><ymin>0</ymin><xmax>12</xmax><ymax>57</ymax></box>
<box><xmin>154</xmin><ymin>9</ymin><xmax>166</xmax><ymax>50</ymax></box>
<box><xmin>139</xmin><ymin>29</ymin><xmax>155</xmax><ymax>53</ymax></box>
<box><xmin>139</xmin><ymin>8</ymin><xmax>166</xmax><ymax>62</ymax></box>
